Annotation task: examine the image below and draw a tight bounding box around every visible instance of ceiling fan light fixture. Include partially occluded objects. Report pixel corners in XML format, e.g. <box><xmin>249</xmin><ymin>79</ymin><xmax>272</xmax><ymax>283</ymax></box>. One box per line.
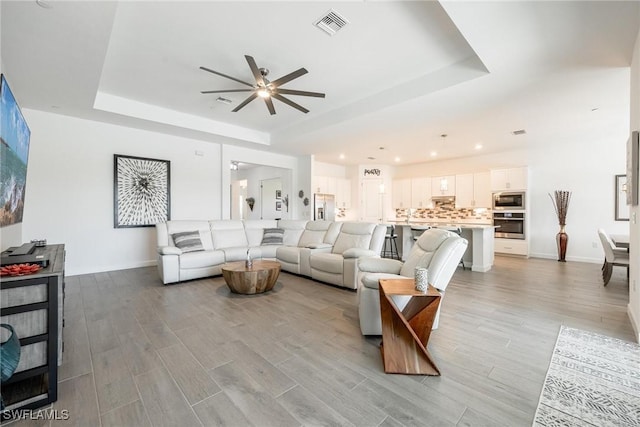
<box><xmin>257</xmin><ymin>88</ymin><xmax>270</xmax><ymax>98</ymax></box>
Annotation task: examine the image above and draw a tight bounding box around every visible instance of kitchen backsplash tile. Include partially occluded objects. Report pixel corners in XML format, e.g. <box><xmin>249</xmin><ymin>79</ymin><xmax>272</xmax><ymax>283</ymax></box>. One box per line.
<box><xmin>395</xmin><ymin>201</ymin><xmax>492</xmax><ymax>222</ymax></box>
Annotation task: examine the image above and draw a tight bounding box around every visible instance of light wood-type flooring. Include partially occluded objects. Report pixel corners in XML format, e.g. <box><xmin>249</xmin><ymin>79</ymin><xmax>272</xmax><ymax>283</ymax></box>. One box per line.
<box><xmin>4</xmin><ymin>256</ymin><xmax>635</xmax><ymax>427</ymax></box>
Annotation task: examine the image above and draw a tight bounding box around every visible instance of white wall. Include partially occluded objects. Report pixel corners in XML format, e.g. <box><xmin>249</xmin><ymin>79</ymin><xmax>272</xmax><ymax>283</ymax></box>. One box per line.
<box><xmin>0</xmin><ymin>5</ymin><xmax>25</xmax><ymax>251</ymax></box>
<box><xmin>628</xmin><ymin>26</ymin><xmax>640</xmax><ymax>342</ymax></box>
<box><xmin>394</xmin><ymin>135</ymin><xmax>628</xmax><ymax>263</ymax></box>
<box><xmin>221</xmin><ymin>145</ymin><xmax>305</xmax><ymax>220</ymax></box>
<box><xmin>22</xmin><ymin>109</ymin><xmax>223</xmax><ymax>275</ymax></box>
<box><xmin>233</xmin><ymin>166</ymin><xmax>290</xmax><ymax>220</ymax></box>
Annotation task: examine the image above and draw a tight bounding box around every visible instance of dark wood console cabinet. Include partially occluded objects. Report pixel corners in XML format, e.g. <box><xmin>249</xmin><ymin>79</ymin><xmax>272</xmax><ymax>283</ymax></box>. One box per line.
<box><xmin>1</xmin><ymin>244</ymin><xmax>65</xmax><ymax>416</ymax></box>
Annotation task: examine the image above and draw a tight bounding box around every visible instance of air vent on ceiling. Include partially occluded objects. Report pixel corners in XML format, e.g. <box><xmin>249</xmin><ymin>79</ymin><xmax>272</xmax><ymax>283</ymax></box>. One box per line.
<box><xmin>512</xmin><ymin>129</ymin><xmax>527</xmax><ymax>135</ymax></box>
<box><xmin>216</xmin><ymin>97</ymin><xmax>232</xmax><ymax>105</ymax></box>
<box><xmin>314</xmin><ymin>9</ymin><xmax>349</xmax><ymax>36</ymax></box>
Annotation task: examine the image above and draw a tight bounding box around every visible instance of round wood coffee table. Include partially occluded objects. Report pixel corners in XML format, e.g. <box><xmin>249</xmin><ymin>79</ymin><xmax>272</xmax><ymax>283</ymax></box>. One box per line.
<box><xmin>221</xmin><ymin>260</ymin><xmax>281</xmax><ymax>295</ymax></box>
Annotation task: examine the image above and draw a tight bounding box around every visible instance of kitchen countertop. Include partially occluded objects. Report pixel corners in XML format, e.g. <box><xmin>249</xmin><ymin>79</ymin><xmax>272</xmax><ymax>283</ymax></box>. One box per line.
<box><xmin>387</xmin><ymin>221</ymin><xmax>497</xmax><ymax>229</ymax></box>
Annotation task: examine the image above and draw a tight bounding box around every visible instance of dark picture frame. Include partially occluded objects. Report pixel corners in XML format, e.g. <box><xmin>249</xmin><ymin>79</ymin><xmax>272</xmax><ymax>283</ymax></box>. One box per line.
<box><xmin>275</xmin><ymin>190</ymin><xmax>282</xmax><ymax>199</ymax></box>
<box><xmin>276</xmin><ymin>201</ymin><xmax>282</xmax><ymax>211</ymax></box>
<box><xmin>626</xmin><ymin>130</ymin><xmax>639</xmax><ymax>206</ymax></box>
<box><xmin>114</xmin><ymin>154</ymin><xmax>170</xmax><ymax>228</ymax></box>
<box><xmin>615</xmin><ymin>174</ymin><xmax>629</xmax><ymax>221</ymax></box>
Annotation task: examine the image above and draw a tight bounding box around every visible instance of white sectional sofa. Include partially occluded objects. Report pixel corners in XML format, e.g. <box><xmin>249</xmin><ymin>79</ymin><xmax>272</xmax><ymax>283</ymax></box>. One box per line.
<box><xmin>156</xmin><ymin>219</ymin><xmax>386</xmax><ymax>289</ymax></box>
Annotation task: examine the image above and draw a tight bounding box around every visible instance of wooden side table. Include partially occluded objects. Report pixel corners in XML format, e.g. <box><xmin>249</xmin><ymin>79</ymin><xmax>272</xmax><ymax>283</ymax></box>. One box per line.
<box><xmin>378</xmin><ymin>278</ymin><xmax>441</xmax><ymax>375</ymax></box>
<box><xmin>221</xmin><ymin>260</ymin><xmax>281</xmax><ymax>295</ymax></box>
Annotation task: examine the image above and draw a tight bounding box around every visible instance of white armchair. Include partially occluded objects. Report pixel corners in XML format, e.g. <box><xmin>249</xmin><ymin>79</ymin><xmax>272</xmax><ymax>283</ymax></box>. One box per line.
<box><xmin>357</xmin><ymin>228</ymin><xmax>468</xmax><ymax>335</ymax></box>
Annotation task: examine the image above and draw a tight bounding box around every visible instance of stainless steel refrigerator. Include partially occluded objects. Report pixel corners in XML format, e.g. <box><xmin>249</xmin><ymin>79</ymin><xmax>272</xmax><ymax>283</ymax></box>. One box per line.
<box><xmin>314</xmin><ymin>193</ymin><xmax>335</xmax><ymax>221</ymax></box>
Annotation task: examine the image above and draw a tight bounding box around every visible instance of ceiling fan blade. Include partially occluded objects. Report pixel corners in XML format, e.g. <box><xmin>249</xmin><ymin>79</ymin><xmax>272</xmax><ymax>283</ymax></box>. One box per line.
<box><xmin>200</xmin><ymin>66</ymin><xmax>254</xmax><ymax>88</ymax></box>
<box><xmin>276</xmin><ymin>88</ymin><xmax>325</xmax><ymax>98</ymax></box>
<box><xmin>200</xmin><ymin>89</ymin><xmax>254</xmax><ymax>94</ymax></box>
<box><xmin>232</xmin><ymin>93</ymin><xmax>258</xmax><ymax>112</ymax></box>
<box><xmin>264</xmin><ymin>97</ymin><xmax>276</xmax><ymax>115</ymax></box>
<box><xmin>270</xmin><ymin>68</ymin><xmax>308</xmax><ymax>87</ymax></box>
<box><xmin>245</xmin><ymin>55</ymin><xmax>265</xmax><ymax>86</ymax></box>
<box><xmin>272</xmin><ymin>94</ymin><xmax>309</xmax><ymax>114</ymax></box>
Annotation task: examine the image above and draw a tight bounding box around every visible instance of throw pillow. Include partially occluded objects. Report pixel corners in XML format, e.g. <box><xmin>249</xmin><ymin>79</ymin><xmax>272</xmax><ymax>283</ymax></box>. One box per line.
<box><xmin>261</xmin><ymin>228</ymin><xmax>284</xmax><ymax>245</ymax></box>
<box><xmin>171</xmin><ymin>231</ymin><xmax>204</xmax><ymax>253</ymax></box>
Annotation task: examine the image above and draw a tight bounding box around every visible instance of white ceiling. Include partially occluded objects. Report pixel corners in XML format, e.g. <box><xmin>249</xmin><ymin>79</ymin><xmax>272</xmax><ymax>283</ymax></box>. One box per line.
<box><xmin>2</xmin><ymin>1</ymin><xmax>639</xmax><ymax>165</ymax></box>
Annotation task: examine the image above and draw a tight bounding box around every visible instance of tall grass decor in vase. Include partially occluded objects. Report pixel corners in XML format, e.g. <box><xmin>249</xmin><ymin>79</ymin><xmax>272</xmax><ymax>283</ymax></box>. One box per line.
<box><xmin>549</xmin><ymin>190</ymin><xmax>572</xmax><ymax>262</ymax></box>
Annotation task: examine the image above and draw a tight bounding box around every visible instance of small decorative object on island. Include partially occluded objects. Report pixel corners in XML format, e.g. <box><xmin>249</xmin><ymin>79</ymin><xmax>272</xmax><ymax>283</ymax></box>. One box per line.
<box><xmin>414</xmin><ymin>267</ymin><xmax>429</xmax><ymax>293</ymax></box>
<box><xmin>246</xmin><ymin>197</ymin><xmax>255</xmax><ymax>212</ymax></box>
<box><xmin>245</xmin><ymin>249</ymin><xmax>252</xmax><ymax>269</ymax></box>
<box><xmin>549</xmin><ymin>190</ymin><xmax>572</xmax><ymax>262</ymax></box>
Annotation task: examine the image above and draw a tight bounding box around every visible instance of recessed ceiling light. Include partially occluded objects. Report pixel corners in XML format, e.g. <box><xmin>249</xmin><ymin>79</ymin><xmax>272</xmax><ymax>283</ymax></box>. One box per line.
<box><xmin>591</xmin><ymin>107</ymin><xmax>599</xmax><ymax>112</ymax></box>
<box><xmin>440</xmin><ymin>134</ymin><xmax>448</xmax><ymax>138</ymax></box>
<box><xmin>379</xmin><ymin>147</ymin><xmax>385</xmax><ymax>150</ymax></box>
<box><xmin>430</xmin><ymin>151</ymin><xmax>437</xmax><ymax>157</ymax></box>
<box><xmin>339</xmin><ymin>154</ymin><xmax>345</xmax><ymax>160</ymax></box>
<box><xmin>475</xmin><ymin>144</ymin><xmax>483</xmax><ymax>150</ymax></box>
<box><xmin>512</xmin><ymin>129</ymin><xmax>527</xmax><ymax>135</ymax></box>
<box><xmin>216</xmin><ymin>97</ymin><xmax>232</xmax><ymax>105</ymax></box>
<box><xmin>394</xmin><ymin>157</ymin><xmax>400</xmax><ymax>162</ymax></box>
<box><xmin>367</xmin><ymin>156</ymin><xmax>376</xmax><ymax>160</ymax></box>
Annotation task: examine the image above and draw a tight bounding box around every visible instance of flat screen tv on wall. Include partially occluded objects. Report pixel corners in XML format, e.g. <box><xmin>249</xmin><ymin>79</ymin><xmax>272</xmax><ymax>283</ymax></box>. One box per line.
<box><xmin>0</xmin><ymin>74</ymin><xmax>31</xmax><ymax>227</ymax></box>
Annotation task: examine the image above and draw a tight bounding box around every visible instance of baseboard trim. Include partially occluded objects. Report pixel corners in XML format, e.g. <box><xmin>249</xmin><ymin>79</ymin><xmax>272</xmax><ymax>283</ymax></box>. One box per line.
<box><xmin>67</xmin><ymin>260</ymin><xmax>156</xmax><ymax>277</ymax></box>
<box><xmin>529</xmin><ymin>252</ymin><xmax>602</xmax><ymax>264</ymax></box>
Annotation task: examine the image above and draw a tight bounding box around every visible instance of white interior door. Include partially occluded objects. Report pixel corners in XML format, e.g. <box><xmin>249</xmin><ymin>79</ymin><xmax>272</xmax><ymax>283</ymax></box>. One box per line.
<box><xmin>361</xmin><ymin>179</ymin><xmax>382</xmax><ymax>222</ymax></box>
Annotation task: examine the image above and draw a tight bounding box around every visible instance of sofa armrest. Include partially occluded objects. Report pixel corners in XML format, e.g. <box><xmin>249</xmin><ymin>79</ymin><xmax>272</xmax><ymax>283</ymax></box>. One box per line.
<box><xmin>306</xmin><ymin>243</ymin><xmax>333</xmax><ymax>249</ymax></box>
<box><xmin>158</xmin><ymin>246</ymin><xmax>182</xmax><ymax>255</ymax></box>
<box><xmin>343</xmin><ymin>248</ymin><xmax>377</xmax><ymax>259</ymax></box>
<box><xmin>358</xmin><ymin>257</ymin><xmax>403</xmax><ymax>274</ymax></box>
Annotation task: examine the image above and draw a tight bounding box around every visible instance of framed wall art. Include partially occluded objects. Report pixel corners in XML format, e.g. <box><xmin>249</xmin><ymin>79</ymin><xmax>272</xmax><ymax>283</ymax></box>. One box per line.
<box><xmin>626</xmin><ymin>130</ymin><xmax>639</xmax><ymax>206</ymax></box>
<box><xmin>114</xmin><ymin>154</ymin><xmax>170</xmax><ymax>228</ymax></box>
<box><xmin>615</xmin><ymin>174</ymin><xmax>629</xmax><ymax>221</ymax></box>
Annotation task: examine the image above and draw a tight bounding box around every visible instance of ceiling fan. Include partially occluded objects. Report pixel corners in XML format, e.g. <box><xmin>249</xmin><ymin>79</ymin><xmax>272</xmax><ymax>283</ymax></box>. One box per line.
<box><xmin>200</xmin><ymin>55</ymin><xmax>325</xmax><ymax>115</ymax></box>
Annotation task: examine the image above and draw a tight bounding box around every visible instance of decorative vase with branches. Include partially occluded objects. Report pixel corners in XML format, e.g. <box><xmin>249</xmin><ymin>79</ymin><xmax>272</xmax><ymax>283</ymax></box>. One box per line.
<box><xmin>549</xmin><ymin>190</ymin><xmax>572</xmax><ymax>262</ymax></box>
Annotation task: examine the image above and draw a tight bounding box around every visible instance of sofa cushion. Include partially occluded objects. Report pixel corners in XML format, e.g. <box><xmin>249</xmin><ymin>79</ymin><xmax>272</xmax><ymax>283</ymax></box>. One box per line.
<box><xmin>332</xmin><ymin>222</ymin><xmax>375</xmax><ymax>254</ymax></box>
<box><xmin>277</xmin><ymin>246</ymin><xmax>301</xmax><ymax>264</ymax></box>
<box><xmin>277</xmin><ymin>220</ymin><xmax>308</xmax><ymax>246</ymax></box>
<box><xmin>399</xmin><ymin>229</ymin><xmax>451</xmax><ymax>277</ymax></box>
<box><xmin>261</xmin><ymin>228</ymin><xmax>284</xmax><ymax>245</ymax></box>
<box><xmin>212</xmin><ymin>229</ymin><xmax>248</xmax><ymax>249</ymax></box>
<box><xmin>244</xmin><ymin>220</ymin><xmax>279</xmax><ymax>246</ymax></box>
<box><xmin>171</xmin><ymin>231</ymin><xmax>204</xmax><ymax>253</ymax></box>
<box><xmin>223</xmin><ymin>247</ymin><xmax>258</xmax><ymax>262</ymax></box>
<box><xmin>310</xmin><ymin>253</ymin><xmax>344</xmax><ymax>274</ymax></box>
<box><xmin>180</xmin><ymin>250</ymin><xmax>225</xmax><ymax>269</ymax></box>
<box><xmin>258</xmin><ymin>245</ymin><xmax>278</xmax><ymax>259</ymax></box>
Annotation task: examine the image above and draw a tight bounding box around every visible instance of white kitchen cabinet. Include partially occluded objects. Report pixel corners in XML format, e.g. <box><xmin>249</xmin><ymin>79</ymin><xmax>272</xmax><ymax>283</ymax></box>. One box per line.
<box><xmin>455</xmin><ymin>174</ymin><xmax>474</xmax><ymax>208</ymax></box>
<box><xmin>494</xmin><ymin>238</ymin><xmax>529</xmax><ymax>256</ymax></box>
<box><xmin>490</xmin><ymin>167</ymin><xmax>528</xmax><ymax>191</ymax></box>
<box><xmin>336</xmin><ymin>178</ymin><xmax>351</xmax><ymax>208</ymax></box>
<box><xmin>313</xmin><ymin>176</ymin><xmax>338</xmax><ymax>195</ymax></box>
<box><xmin>411</xmin><ymin>177</ymin><xmax>432</xmax><ymax>208</ymax></box>
<box><xmin>456</xmin><ymin>172</ymin><xmax>491</xmax><ymax>208</ymax></box>
<box><xmin>473</xmin><ymin>172</ymin><xmax>492</xmax><ymax>207</ymax></box>
<box><xmin>431</xmin><ymin>175</ymin><xmax>456</xmax><ymax>197</ymax></box>
<box><xmin>392</xmin><ymin>179</ymin><xmax>412</xmax><ymax>208</ymax></box>
<box><xmin>313</xmin><ymin>176</ymin><xmax>327</xmax><ymax>194</ymax></box>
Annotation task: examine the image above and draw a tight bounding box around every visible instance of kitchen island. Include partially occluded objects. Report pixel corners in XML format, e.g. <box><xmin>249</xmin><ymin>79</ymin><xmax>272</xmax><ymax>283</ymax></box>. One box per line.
<box><xmin>389</xmin><ymin>221</ymin><xmax>496</xmax><ymax>272</ymax></box>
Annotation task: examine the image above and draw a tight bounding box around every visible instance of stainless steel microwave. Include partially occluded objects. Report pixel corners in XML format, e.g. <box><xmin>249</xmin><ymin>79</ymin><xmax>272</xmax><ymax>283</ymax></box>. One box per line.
<box><xmin>493</xmin><ymin>192</ymin><xmax>525</xmax><ymax>210</ymax></box>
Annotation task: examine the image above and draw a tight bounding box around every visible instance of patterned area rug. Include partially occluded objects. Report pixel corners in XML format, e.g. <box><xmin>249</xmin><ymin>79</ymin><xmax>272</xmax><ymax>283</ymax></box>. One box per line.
<box><xmin>533</xmin><ymin>326</ymin><xmax>640</xmax><ymax>426</ymax></box>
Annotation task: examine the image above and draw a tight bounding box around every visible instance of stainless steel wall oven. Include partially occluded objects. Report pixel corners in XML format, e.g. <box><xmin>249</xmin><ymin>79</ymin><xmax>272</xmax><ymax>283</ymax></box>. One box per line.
<box><xmin>493</xmin><ymin>211</ymin><xmax>525</xmax><ymax>239</ymax></box>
